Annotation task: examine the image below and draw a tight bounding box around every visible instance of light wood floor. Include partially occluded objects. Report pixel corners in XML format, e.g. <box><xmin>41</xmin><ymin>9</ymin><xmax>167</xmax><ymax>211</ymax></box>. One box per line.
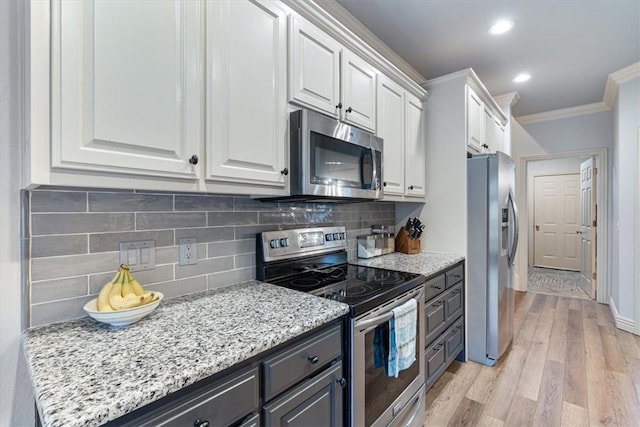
<box><xmin>424</xmin><ymin>292</ymin><xmax>640</xmax><ymax>426</ymax></box>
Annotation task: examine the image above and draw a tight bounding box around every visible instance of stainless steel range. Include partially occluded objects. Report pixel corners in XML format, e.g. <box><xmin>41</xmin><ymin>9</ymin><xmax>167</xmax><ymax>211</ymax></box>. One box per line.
<box><xmin>257</xmin><ymin>226</ymin><xmax>426</xmax><ymax>427</ymax></box>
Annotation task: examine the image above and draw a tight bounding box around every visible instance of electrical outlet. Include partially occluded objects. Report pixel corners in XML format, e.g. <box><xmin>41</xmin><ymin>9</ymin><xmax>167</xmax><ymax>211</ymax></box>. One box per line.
<box><xmin>179</xmin><ymin>237</ymin><xmax>198</xmax><ymax>266</ymax></box>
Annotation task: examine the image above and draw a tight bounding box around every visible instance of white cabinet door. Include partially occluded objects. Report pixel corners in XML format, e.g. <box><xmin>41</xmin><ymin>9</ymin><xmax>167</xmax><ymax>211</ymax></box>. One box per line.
<box><xmin>206</xmin><ymin>0</ymin><xmax>288</xmax><ymax>187</ymax></box>
<box><xmin>51</xmin><ymin>1</ymin><xmax>202</xmax><ymax>179</ymax></box>
<box><xmin>466</xmin><ymin>86</ymin><xmax>484</xmax><ymax>154</ymax></box>
<box><xmin>482</xmin><ymin>106</ymin><xmax>493</xmax><ymax>153</ymax></box>
<box><xmin>376</xmin><ymin>76</ymin><xmax>405</xmax><ymax>195</ymax></box>
<box><xmin>492</xmin><ymin>116</ymin><xmax>505</xmax><ymax>153</ymax></box>
<box><xmin>341</xmin><ymin>50</ymin><xmax>377</xmax><ymax>132</ymax></box>
<box><xmin>289</xmin><ymin>16</ymin><xmax>341</xmax><ymax>118</ymax></box>
<box><xmin>404</xmin><ymin>93</ymin><xmax>425</xmax><ymax>198</ymax></box>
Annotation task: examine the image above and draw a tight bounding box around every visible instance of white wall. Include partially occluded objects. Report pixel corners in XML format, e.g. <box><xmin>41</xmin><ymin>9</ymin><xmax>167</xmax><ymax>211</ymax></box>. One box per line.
<box><xmin>526</xmin><ymin>157</ymin><xmax>589</xmax><ymax>266</ymax></box>
<box><xmin>511</xmin><ymin>110</ymin><xmax>613</xmax><ymax>293</ymax></box>
<box><xmin>611</xmin><ymin>77</ymin><xmax>640</xmax><ymax>325</ymax></box>
<box><xmin>0</xmin><ymin>0</ymin><xmax>35</xmax><ymax>424</ymax></box>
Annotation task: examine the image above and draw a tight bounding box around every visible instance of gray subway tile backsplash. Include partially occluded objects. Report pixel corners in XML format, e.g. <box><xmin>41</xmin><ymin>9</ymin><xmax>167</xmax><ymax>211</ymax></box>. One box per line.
<box><xmin>26</xmin><ymin>188</ymin><xmax>396</xmax><ymax>326</ymax></box>
<box><xmin>137</xmin><ymin>212</ymin><xmax>206</xmax><ymax>230</ymax></box>
<box><xmin>32</xmin><ymin>235</ymin><xmax>88</xmax><ymax>258</ymax></box>
<box><xmin>32</xmin><ymin>213</ymin><xmax>135</xmax><ymax>235</ymax></box>
<box><xmin>88</xmin><ymin>192</ymin><xmax>173</xmax><ymax>212</ymax></box>
<box><xmin>175</xmin><ymin>195</ymin><xmax>234</xmax><ymax>211</ymax></box>
<box><xmin>31</xmin><ymin>190</ymin><xmax>87</xmax><ymax>213</ymax></box>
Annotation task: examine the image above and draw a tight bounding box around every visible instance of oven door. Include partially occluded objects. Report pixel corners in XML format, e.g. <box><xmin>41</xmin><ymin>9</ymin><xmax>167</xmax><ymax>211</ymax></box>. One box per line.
<box><xmin>295</xmin><ymin>109</ymin><xmax>383</xmax><ymax>200</ymax></box>
<box><xmin>353</xmin><ymin>286</ymin><xmax>425</xmax><ymax>427</ymax></box>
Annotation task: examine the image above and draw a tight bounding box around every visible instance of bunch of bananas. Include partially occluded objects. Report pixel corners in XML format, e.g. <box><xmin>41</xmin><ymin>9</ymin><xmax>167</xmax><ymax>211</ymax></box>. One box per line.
<box><xmin>97</xmin><ymin>264</ymin><xmax>158</xmax><ymax>312</ymax></box>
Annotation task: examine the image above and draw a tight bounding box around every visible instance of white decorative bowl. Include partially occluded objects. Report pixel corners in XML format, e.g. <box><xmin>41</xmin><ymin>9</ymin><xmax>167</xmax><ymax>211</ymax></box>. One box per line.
<box><xmin>83</xmin><ymin>292</ymin><xmax>164</xmax><ymax>327</ymax></box>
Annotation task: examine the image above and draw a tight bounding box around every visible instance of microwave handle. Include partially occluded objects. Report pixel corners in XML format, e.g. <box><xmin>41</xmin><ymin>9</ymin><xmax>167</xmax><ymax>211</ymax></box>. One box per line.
<box><xmin>370</xmin><ymin>147</ymin><xmax>378</xmax><ymax>190</ymax></box>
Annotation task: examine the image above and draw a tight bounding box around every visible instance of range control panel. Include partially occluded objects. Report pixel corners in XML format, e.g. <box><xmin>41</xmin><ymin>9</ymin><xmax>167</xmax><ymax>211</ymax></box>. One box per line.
<box><xmin>260</xmin><ymin>226</ymin><xmax>347</xmax><ymax>262</ymax></box>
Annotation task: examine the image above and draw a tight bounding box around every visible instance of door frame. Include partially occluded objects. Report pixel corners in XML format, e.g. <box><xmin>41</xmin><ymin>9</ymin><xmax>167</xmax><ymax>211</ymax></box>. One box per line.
<box><xmin>636</xmin><ymin>128</ymin><xmax>640</xmax><ymax>334</ymax></box>
<box><xmin>530</xmin><ymin>171</ymin><xmax>581</xmax><ymax>270</ymax></box>
<box><xmin>518</xmin><ymin>148</ymin><xmax>608</xmax><ymax>304</ymax></box>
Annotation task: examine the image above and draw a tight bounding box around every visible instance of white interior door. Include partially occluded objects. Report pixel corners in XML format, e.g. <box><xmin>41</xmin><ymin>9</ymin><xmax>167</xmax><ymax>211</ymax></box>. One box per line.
<box><xmin>533</xmin><ymin>174</ymin><xmax>581</xmax><ymax>270</ymax></box>
<box><xmin>579</xmin><ymin>158</ymin><xmax>597</xmax><ymax>298</ymax></box>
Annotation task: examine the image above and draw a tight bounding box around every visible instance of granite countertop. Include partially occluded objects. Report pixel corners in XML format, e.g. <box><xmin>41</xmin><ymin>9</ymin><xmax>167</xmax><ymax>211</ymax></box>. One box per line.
<box><xmin>23</xmin><ymin>281</ymin><xmax>349</xmax><ymax>427</ymax></box>
<box><xmin>352</xmin><ymin>251</ymin><xmax>465</xmax><ymax>277</ymax></box>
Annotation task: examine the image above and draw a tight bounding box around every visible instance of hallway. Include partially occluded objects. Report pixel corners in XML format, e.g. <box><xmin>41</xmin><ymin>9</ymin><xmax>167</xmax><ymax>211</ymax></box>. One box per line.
<box><xmin>424</xmin><ymin>292</ymin><xmax>640</xmax><ymax>426</ymax></box>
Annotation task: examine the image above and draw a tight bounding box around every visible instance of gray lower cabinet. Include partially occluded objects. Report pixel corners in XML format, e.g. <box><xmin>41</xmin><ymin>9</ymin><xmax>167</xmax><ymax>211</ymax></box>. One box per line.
<box><xmin>424</xmin><ymin>261</ymin><xmax>465</xmax><ymax>391</ymax></box>
<box><xmin>119</xmin><ymin>367</ymin><xmax>260</xmax><ymax>427</ymax></box>
<box><xmin>263</xmin><ymin>361</ymin><xmax>343</xmax><ymax>427</ymax></box>
<box><xmin>110</xmin><ymin>321</ymin><xmax>344</xmax><ymax>427</ymax></box>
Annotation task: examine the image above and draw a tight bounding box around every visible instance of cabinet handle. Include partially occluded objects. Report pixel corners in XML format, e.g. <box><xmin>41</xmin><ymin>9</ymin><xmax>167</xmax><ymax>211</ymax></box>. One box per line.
<box><xmin>308</xmin><ymin>355</ymin><xmax>320</xmax><ymax>364</ymax></box>
<box><xmin>433</xmin><ymin>285</ymin><xmax>441</xmax><ymax>290</ymax></box>
<box><xmin>189</xmin><ymin>154</ymin><xmax>198</xmax><ymax>165</ymax></box>
<box><xmin>280</xmin><ymin>168</ymin><xmax>289</xmax><ymax>176</ymax></box>
<box><xmin>431</xmin><ymin>301</ymin><xmax>442</xmax><ymax>308</ymax></box>
<box><xmin>383</xmin><ymin>182</ymin><xmax>387</xmax><ymax>187</ymax></box>
<box><xmin>193</xmin><ymin>419</ymin><xmax>210</xmax><ymax>427</ymax></box>
<box><xmin>345</xmin><ymin>107</ymin><xmax>353</xmax><ymax>113</ymax></box>
<box><xmin>452</xmin><ymin>289</ymin><xmax>460</xmax><ymax>294</ymax></box>
<box><xmin>408</xmin><ymin>185</ymin><xmax>414</xmax><ymax>190</ymax></box>
<box><xmin>336</xmin><ymin>102</ymin><xmax>343</xmax><ymax>109</ymax></box>
<box><xmin>337</xmin><ymin>378</ymin><xmax>347</xmax><ymax>388</ymax></box>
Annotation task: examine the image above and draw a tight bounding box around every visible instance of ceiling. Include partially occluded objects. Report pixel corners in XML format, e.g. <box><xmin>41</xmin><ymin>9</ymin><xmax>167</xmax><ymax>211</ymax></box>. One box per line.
<box><xmin>334</xmin><ymin>0</ymin><xmax>640</xmax><ymax>117</ymax></box>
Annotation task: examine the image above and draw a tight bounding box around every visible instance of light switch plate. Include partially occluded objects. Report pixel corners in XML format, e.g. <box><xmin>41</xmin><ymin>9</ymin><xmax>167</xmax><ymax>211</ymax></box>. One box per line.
<box><xmin>119</xmin><ymin>240</ymin><xmax>156</xmax><ymax>271</ymax></box>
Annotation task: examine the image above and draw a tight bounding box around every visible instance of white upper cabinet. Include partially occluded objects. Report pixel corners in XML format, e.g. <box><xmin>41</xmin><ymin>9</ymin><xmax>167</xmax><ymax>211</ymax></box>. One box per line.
<box><xmin>206</xmin><ymin>0</ymin><xmax>288</xmax><ymax>187</ymax></box>
<box><xmin>493</xmin><ymin>116</ymin><xmax>505</xmax><ymax>153</ymax></box>
<box><xmin>341</xmin><ymin>50</ymin><xmax>377</xmax><ymax>132</ymax></box>
<box><xmin>289</xmin><ymin>17</ymin><xmax>377</xmax><ymax>132</ymax></box>
<box><xmin>289</xmin><ymin>15</ymin><xmax>341</xmax><ymax>118</ymax></box>
<box><xmin>376</xmin><ymin>76</ymin><xmax>405</xmax><ymax>195</ymax></box>
<box><xmin>404</xmin><ymin>93</ymin><xmax>426</xmax><ymax>198</ymax></box>
<box><xmin>50</xmin><ymin>0</ymin><xmax>202</xmax><ymax>180</ymax></box>
<box><xmin>482</xmin><ymin>105</ymin><xmax>493</xmax><ymax>153</ymax></box>
<box><xmin>466</xmin><ymin>86</ymin><xmax>484</xmax><ymax>154</ymax></box>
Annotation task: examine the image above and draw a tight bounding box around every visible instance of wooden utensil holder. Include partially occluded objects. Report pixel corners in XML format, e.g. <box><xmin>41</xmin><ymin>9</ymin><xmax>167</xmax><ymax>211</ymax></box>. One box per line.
<box><xmin>395</xmin><ymin>227</ymin><xmax>421</xmax><ymax>254</ymax></box>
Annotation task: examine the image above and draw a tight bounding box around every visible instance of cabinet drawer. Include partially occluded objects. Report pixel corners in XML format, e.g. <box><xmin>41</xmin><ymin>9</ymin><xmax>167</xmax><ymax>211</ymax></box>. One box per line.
<box><xmin>444</xmin><ymin>283</ymin><xmax>464</xmax><ymax>327</ymax></box>
<box><xmin>121</xmin><ymin>367</ymin><xmax>259</xmax><ymax>427</ymax></box>
<box><xmin>263</xmin><ymin>324</ymin><xmax>342</xmax><ymax>401</ymax></box>
<box><xmin>445</xmin><ymin>264</ymin><xmax>464</xmax><ymax>288</ymax></box>
<box><xmin>425</xmin><ymin>296</ymin><xmax>447</xmax><ymax>346</ymax></box>
<box><xmin>425</xmin><ymin>337</ymin><xmax>447</xmax><ymax>388</ymax></box>
<box><xmin>446</xmin><ymin>317</ymin><xmax>464</xmax><ymax>362</ymax></box>
<box><xmin>263</xmin><ymin>361</ymin><xmax>343</xmax><ymax>427</ymax></box>
<box><xmin>424</xmin><ymin>274</ymin><xmax>446</xmax><ymax>301</ymax></box>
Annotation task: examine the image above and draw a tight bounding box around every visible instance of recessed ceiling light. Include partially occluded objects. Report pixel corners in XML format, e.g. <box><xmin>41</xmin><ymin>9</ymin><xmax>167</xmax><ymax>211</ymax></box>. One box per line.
<box><xmin>513</xmin><ymin>73</ymin><xmax>531</xmax><ymax>83</ymax></box>
<box><xmin>488</xmin><ymin>20</ymin><xmax>514</xmax><ymax>35</ymax></box>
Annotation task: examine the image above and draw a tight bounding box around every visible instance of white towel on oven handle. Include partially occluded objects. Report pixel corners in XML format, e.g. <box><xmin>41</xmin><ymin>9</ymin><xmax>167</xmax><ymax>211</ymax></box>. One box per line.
<box><xmin>388</xmin><ymin>297</ymin><xmax>417</xmax><ymax>377</ymax></box>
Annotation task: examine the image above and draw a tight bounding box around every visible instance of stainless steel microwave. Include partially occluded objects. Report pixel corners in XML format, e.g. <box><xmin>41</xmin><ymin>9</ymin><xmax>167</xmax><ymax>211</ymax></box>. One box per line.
<box><xmin>286</xmin><ymin>109</ymin><xmax>383</xmax><ymax>202</ymax></box>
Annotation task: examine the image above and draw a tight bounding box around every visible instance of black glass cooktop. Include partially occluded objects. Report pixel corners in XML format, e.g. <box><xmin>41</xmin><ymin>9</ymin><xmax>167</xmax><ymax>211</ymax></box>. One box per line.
<box><xmin>270</xmin><ymin>263</ymin><xmax>424</xmax><ymax>316</ymax></box>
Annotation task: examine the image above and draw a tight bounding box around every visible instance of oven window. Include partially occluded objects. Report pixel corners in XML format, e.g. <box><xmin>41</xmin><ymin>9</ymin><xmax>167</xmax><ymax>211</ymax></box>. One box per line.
<box><xmin>310</xmin><ymin>131</ymin><xmax>378</xmax><ymax>189</ymax></box>
<box><xmin>364</xmin><ymin>325</ymin><xmax>419</xmax><ymax>425</ymax></box>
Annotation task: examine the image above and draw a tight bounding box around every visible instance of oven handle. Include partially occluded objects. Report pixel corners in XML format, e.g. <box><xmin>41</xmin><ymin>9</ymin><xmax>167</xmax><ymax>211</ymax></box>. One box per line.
<box><xmin>354</xmin><ymin>288</ymin><xmax>424</xmax><ymax>334</ymax></box>
<box><xmin>399</xmin><ymin>386</ymin><xmax>425</xmax><ymax>426</ymax></box>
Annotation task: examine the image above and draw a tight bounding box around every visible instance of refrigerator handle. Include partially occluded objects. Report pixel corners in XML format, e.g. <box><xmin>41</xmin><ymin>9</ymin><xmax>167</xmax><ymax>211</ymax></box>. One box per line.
<box><xmin>508</xmin><ymin>191</ymin><xmax>519</xmax><ymax>266</ymax></box>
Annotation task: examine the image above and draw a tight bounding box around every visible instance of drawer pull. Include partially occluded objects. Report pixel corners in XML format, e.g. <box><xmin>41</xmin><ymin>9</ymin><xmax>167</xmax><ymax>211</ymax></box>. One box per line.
<box><xmin>452</xmin><ymin>289</ymin><xmax>460</xmax><ymax>294</ymax></box>
<box><xmin>308</xmin><ymin>355</ymin><xmax>320</xmax><ymax>364</ymax></box>
<box><xmin>433</xmin><ymin>285</ymin><xmax>442</xmax><ymax>290</ymax></box>
<box><xmin>194</xmin><ymin>419</ymin><xmax>210</xmax><ymax>427</ymax></box>
<box><xmin>431</xmin><ymin>301</ymin><xmax>442</xmax><ymax>308</ymax></box>
<box><xmin>436</xmin><ymin>343</ymin><xmax>444</xmax><ymax>350</ymax></box>
<box><xmin>337</xmin><ymin>378</ymin><xmax>347</xmax><ymax>388</ymax></box>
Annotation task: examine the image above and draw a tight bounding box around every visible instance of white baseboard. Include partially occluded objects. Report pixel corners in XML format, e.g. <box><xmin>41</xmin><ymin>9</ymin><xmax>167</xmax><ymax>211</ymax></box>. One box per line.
<box><xmin>609</xmin><ymin>297</ymin><xmax>637</xmax><ymax>334</ymax></box>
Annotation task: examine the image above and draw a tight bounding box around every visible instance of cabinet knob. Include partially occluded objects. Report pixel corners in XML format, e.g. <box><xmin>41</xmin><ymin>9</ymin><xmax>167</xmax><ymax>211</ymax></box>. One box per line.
<box><xmin>336</xmin><ymin>102</ymin><xmax>343</xmax><ymax>109</ymax></box>
<box><xmin>345</xmin><ymin>107</ymin><xmax>353</xmax><ymax>113</ymax></box>
<box><xmin>189</xmin><ymin>154</ymin><xmax>199</xmax><ymax>165</ymax></box>
<box><xmin>193</xmin><ymin>420</ymin><xmax>210</xmax><ymax>427</ymax></box>
<box><xmin>337</xmin><ymin>378</ymin><xmax>347</xmax><ymax>388</ymax></box>
<box><xmin>482</xmin><ymin>144</ymin><xmax>489</xmax><ymax>149</ymax></box>
<box><xmin>383</xmin><ymin>182</ymin><xmax>387</xmax><ymax>187</ymax></box>
<box><xmin>408</xmin><ymin>185</ymin><xmax>414</xmax><ymax>190</ymax></box>
<box><xmin>281</xmin><ymin>167</ymin><xmax>289</xmax><ymax>176</ymax></box>
<box><xmin>308</xmin><ymin>355</ymin><xmax>320</xmax><ymax>364</ymax></box>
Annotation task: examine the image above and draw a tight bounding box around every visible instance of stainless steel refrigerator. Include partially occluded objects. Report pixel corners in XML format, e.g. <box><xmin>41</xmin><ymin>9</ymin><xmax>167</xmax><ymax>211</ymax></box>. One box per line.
<box><xmin>467</xmin><ymin>152</ymin><xmax>519</xmax><ymax>366</ymax></box>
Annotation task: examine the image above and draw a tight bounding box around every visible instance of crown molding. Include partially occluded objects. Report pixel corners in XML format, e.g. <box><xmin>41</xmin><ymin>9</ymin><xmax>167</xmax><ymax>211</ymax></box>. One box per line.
<box><xmin>283</xmin><ymin>0</ymin><xmax>427</xmax><ymax>99</ymax></box>
<box><xmin>312</xmin><ymin>0</ymin><xmax>426</xmax><ymax>84</ymax></box>
<box><xmin>423</xmin><ymin>68</ymin><xmax>508</xmax><ymax>124</ymax></box>
<box><xmin>515</xmin><ymin>102</ymin><xmax>609</xmax><ymax>125</ymax></box>
<box><xmin>603</xmin><ymin>61</ymin><xmax>640</xmax><ymax>108</ymax></box>
<box><xmin>493</xmin><ymin>92</ymin><xmax>520</xmax><ymax>107</ymax></box>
